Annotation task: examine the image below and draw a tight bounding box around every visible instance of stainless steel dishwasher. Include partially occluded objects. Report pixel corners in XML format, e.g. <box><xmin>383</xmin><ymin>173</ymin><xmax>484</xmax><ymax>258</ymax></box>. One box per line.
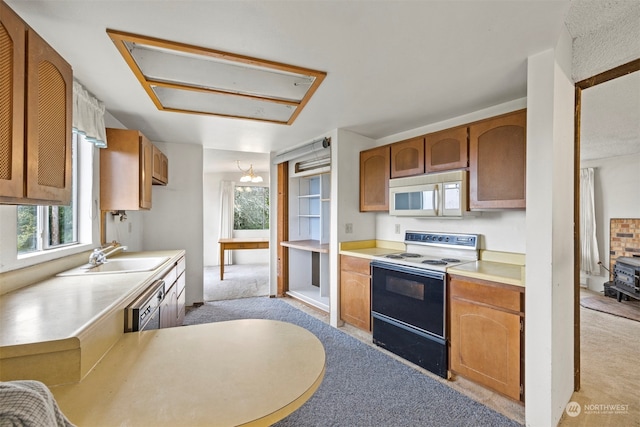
<box><xmin>124</xmin><ymin>279</ymin><xmax>165</xmax><ymax>332</ymax></box>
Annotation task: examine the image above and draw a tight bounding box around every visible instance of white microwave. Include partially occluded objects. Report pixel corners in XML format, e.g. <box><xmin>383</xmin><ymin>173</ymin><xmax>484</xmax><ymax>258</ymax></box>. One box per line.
<box><xmin>389</xmin><ymin>170</ymin><xmax>473</xmax><ymax>218</ymax></box>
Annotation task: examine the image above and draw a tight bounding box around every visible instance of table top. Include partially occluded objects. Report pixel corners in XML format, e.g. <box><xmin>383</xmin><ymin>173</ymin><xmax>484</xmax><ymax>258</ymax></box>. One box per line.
<box><xmin>51</xmin><ymin>319</ymin><xmax>326</xmax><ymax>426</ymax></box>
<box><xmin>219</xmin><ymin>237</ymin><xmax>269</xmax><ymax>244</ymax></box>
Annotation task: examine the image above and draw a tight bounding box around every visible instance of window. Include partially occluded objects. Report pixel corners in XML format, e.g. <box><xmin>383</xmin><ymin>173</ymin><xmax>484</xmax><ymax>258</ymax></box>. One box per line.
<box><xmin>234</xmin><ymin>186</ymin><xmax>269</xmax><ymax>230</ymax></box>
<box><xmin>17</xmin><ymin>133</ymin><xmax>79</xmax><ymax>254</ymax></box>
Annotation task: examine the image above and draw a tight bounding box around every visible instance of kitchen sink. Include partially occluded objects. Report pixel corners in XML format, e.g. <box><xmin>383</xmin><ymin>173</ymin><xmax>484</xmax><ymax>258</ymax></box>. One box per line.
<box><xmin>56</xmin><ymin>257</ymin><xmax>169</xmax><ymax>276</ymax></box>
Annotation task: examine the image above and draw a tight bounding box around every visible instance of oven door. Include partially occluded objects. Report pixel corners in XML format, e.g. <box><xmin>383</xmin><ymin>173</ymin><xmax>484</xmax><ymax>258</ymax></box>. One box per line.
<box><xmin>371</xmin><ymin>260</ymin><xmax>445</xmax><ymax>338</ymax></box>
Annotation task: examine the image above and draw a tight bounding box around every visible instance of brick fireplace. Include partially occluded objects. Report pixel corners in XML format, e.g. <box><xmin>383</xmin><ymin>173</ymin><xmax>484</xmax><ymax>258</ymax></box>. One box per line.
<box><xmin>609</xmin><ymin>218</ymin><xmax>640</xmax><ymax>279</ymax></box>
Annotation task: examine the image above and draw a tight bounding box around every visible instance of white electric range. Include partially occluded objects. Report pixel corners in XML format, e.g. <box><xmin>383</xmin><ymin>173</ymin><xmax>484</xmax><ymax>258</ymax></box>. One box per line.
<box><xmin>372</xmin><ymin>231</ymin><xmax>480</xmax><ymax>272</ymax></box>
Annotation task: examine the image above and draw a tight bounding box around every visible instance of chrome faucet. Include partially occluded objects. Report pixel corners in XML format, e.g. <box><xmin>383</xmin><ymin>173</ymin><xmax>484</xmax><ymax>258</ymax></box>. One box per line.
<box><xmin>88</xmin><ymin>248</ymin><xmax>107</xmax><ymax>266</ymax></box>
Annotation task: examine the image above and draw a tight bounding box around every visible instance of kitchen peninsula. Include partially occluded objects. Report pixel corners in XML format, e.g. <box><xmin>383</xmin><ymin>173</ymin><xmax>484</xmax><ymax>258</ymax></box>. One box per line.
<box><xmin>51</xmin><ymin>319</ymin><xmax>325</xmax><ymax>426</ymax></box>
<box><xmin>0</xmin><ymin>251</ymin><xmax>325</xmax><ymax>426</ymax></box>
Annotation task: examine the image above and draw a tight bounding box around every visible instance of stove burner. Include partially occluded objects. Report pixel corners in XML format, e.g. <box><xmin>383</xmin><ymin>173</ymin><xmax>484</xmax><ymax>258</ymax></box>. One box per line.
<box><xmin>385</xmin><ymin>254</ymin><xmax>405</xmax><ymax>259</ymax></box>
<box><xmin>421</xmin><ymin>260</ymin><xmax>448</xmax><ymax>266</ymax></box>
<box><xmin>399</xmin><ymin>253</ymin><xmax>421</xmax><ymax>258</ymax></box>
<box><xmin>441</xmin><ymin>258</ymin><xmax>461</xmax><ymax>263</ymax></box>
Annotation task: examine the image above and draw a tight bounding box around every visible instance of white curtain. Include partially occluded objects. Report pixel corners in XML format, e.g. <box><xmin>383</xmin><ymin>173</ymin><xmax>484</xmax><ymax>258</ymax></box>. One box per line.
<box><xmin>580</xmin><ymin>168</ymin><xmax>599</xmax><ymax>274</ymax></box>
<box><xmin>72</xmin><ymin>80</ymin><xmax>107</xmax><ymax>148</ymax></box>
<box><xmin>219</xmin><ymin>180</ymin><xmax>235</xmax><ymax>265</ymax></box>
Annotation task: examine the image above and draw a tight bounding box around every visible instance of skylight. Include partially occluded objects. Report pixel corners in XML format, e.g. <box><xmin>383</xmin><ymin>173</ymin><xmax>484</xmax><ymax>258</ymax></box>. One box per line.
<box><xmin>106</xmin><ymin>29</ymin><xmax>326</xmax><ymax>125</ymax></box>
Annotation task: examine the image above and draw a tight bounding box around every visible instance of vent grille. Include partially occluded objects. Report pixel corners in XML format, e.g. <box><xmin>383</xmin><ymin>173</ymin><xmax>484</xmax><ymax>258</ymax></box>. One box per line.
<box><xmin>37</xmin><ymin>61</ymin><xmax>66</xmax><ymax>188</ymax></box>
<box><xmin>0</xmin><ymin>24</ymin><xmax>12</xmax><ymax>181</ymax></box>
<box><xmin>294</xmin><ymin>156</ymin><xmax>330</xmax><ymax>173</ymax></box>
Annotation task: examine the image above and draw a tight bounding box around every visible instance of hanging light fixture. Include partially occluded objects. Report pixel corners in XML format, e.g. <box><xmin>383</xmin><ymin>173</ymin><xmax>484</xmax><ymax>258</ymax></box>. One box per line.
<box><xmin>236</xmin><ymin>161</ymin><xmax>263</xmax><ymax>183</ymax></box>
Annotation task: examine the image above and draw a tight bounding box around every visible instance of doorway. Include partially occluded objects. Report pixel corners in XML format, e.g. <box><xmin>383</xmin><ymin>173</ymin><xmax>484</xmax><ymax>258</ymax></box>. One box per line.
<box><xmin>573</xmin><ymin>59</ymin><xmax>640</xmax><ymax>397</ymax></box>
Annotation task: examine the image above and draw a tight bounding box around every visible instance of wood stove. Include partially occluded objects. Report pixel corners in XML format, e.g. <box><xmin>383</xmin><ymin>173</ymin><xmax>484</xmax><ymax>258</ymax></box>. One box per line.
<box><xmin>613</xmin><ymin>256</ymin><xmax>640</xmax><ymax>301</ymax></box>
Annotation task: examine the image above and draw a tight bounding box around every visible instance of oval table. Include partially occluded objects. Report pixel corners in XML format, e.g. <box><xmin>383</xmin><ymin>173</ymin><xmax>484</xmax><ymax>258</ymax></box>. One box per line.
<box><xmin>51</xmin><ymin>319</ymin><xmax>325</xmax><ymax>426</ymax></box>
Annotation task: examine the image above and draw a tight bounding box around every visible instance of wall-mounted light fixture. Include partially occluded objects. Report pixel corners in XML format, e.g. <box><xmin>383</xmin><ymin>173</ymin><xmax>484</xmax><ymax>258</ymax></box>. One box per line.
<box><xmin>237</xmin><ymin>161</ymin><xmax>263</xmax><ymax>183</ymax></box>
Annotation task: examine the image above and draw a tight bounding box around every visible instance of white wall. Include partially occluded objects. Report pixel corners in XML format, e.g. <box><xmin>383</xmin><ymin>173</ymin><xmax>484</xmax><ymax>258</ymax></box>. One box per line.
<box><xmin>330</xmin><ymin>128</ymin><xmax>377</xmax><ymax>326</ymax></box>
<box><xmin>581</xmin><ymin>153</ymin><xmax>640</xmax><ymax>291</ymax></box>
<box><xmin>525</xmin><ymin>27</ymin><xmax>575</xmax><ymax>427</ymax></box>
<box><xmin>142</xmin><ymin>142</ymin><xmax>204</xmax><ymax>306</ymax></box>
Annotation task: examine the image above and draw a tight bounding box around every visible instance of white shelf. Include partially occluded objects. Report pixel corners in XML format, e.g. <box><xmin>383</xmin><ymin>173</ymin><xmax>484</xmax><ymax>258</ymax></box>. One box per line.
<box><xmin>286</xmin><ymin>289</ymin><xmax>330</xmax><ymax>313</ymax></box>
<box><xmin>287</xmin><ymin>170</ymin><xmax>331</xmax><ymax>310</ymax></box>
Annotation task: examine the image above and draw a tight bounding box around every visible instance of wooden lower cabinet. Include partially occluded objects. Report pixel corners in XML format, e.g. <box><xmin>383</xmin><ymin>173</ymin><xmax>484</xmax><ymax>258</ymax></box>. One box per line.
<box><xmin>340</xmin><ymin>255</ymin><xmax>371</xmax><ymax>331</ymax></box>
<box><xmin>449</xmin><ymin>275</ymin><xmax>524</xmax><ymax>401</ymax></box>
<box><xmin>160</xmin><ymin>283</ymin><xmax>178</xmax><ymax>329</ymax></box>
<box><xmin>159</xmin><ymin>256</ymin><xmax>186</xmax><ymax>329</ymax></box>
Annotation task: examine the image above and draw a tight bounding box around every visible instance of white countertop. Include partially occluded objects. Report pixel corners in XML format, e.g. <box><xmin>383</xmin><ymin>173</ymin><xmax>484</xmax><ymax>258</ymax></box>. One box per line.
<box><xmin>0</xmin><ymin>250</ymin><xmax>183</xmax><ymax>350</ymax></box>
<box><xmin>51</xmin><ymin>319</ymin><xmax>326</xmax><ymax>427</ymax></box>
<box><xmin>448</xmin><ymin>261</ymin><xmax>525</xmax><ymax>287</ymax></box>
<box><xmin>0</xmin><ymin>250</ymin><xmax>185</xmax><ymax>385</ymax></box>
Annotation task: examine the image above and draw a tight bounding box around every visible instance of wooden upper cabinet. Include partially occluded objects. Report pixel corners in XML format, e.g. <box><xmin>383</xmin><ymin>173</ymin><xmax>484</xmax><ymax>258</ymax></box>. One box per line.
<box><xmin>390</xmin><ymin>136</ymin><xmax>424</xmax><ymax>178</ymax></box>
<box><xmin>152</xmin><ymin>145</ymin><xmax>168</xmax><ymax>185</ymax></box>
<box><xmin>1</xmin><ymin>2</ymin><xmax>72</xmax><ymax>205</ymax></box>
<box><xmin>360</xmin><ymin>145</ymin><xmax>390</xmax><ymax>211</ymax></box>
<box><xmin>140</xmin><ymin>135</ymin><xmax>153</xmax><ymax>209</ymax></box>
<box><xmin>0</xmin><ymin>3</ymin><xmax>25</xmax><ymax>200</ymax></box>
<box><xmin>425</xmin><ymin>126</ymin><xmax>468</xmax><ymax>172</ymax></box>
<box><xmin>469</xmin><ymin>110</ymin><xmax>526</xmax><ymax>209</ymax></box>
<box><xmin>101</xmin><ymin>128</ymin><xmax>153</xmax><ymax>211</ymax></box>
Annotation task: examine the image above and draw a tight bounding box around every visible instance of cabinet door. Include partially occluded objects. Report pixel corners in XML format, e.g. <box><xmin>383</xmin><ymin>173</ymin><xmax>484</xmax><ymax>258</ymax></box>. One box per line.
<box><xmin>160</xmin><ymin>284</ymin><xmax>178</xmax><ymax>328</ymax></box>
<box><xmin>139</xmin><ymin>134</ymin><xmax>153</xmax><ymax>209</ymax></box>
<box><xmin>0</xmin><ymin>3</ymin><xmax>25</xmax><ymax>199</ymax></box>
<box><xmin>469</xmin><ymin>110</ymin><xmax>526</xmax><ymax>209</ymax></box>
<box><xmin>176</xmin><ymin>272</ymin><xmax>186</xmax><ymax>326</ymax></box>
<box><xmin>425</xmin><ymin>126</ymin><xmax>468</xmax><ymax>172</ymax></box>
<box><xmin>450</xmin><ymin>298</ymin><xmax>522</xmax><ymax>400</ymax></box>
<box><xmin>391</xmin><ymin>136</ymin><xmax>424</xmax><ymax>178</ymax></box>
<box><xmin>360</xmin><ymin>145</ymin><xmax>390</xmax><ymax>211</ymax></box>
<box><xmin>25</xmin><ymin>29</ymin><xmax>72</xmax><ymax>204</ymax></box>
<box><xmin>340</xmin><ymin>267</ymin><xmax>371</xmax><ymax>331</ymax></box>
<box><xmin>152</xmin><ymin>145</ymin><xmax>168</xmax><ymax>185</ymax></box>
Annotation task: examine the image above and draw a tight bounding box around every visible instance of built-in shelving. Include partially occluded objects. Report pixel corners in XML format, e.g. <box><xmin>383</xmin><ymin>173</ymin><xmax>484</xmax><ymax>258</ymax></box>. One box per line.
<box><xmin>285</xmin><ymin>170</ymin><xmax>331</xmax><ymax>311</ymax></box>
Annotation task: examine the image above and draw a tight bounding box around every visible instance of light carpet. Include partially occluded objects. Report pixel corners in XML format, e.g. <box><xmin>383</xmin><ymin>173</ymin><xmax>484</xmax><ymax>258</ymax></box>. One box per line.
<box><xmin>184</xmin><ymin>297</ymin><xmax>522</xmax><ymax>427</ymax></box>
<box><xmin>203</xmin><ymin>264</ymin><xmax>269</xmax><ymax>301</ymax></box>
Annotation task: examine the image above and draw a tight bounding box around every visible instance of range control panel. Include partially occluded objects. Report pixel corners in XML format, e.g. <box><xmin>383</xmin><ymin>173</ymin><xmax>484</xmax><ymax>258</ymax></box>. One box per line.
<box><xmin>405</xmin><ymin>231</ymin><xmax>479</xmax><ymax>249</ymax></box>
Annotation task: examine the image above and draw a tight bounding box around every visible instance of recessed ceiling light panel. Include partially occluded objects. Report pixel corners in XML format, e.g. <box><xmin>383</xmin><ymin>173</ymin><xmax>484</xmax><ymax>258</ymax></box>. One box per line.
<box><xmin>152</xmin><ymin>85</ymin><xmax>297</xmax><ymax>122</ymax></box>
<box><xmin>107</xmin><ymin>29</ymin><xmax>326</xmax><ymax>125</ymax></box>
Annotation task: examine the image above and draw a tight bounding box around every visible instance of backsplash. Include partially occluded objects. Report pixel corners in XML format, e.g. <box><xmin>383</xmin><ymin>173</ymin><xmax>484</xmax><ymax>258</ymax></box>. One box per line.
<box><xmin>609</xmin><ymin>218</ymin><xmax>640</xmax><ymax>278</ymax></box>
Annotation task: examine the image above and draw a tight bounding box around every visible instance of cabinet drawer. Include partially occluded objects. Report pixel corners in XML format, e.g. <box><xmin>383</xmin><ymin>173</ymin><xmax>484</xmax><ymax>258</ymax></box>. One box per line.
<box><xmin>340</xmin><ymin>255</ymin><xmax>370</xmax><ymax>275</ymax></box>
<box><xmin>176</xmin><ymin>291</ymin><xmax>186</xmax><ymax>326</ymax></box>
<box><xmin>161</xmin><ymin>265</ymin><xmax>178</xmax><ymax>289</ymax></box>
<box><xmin>177</xmin><ymin>256</ymin><xmax>186</xmax><ymax>275</ymax></box>
<box><xmin>176</xmin><ymin>271</ymin><xmax>186</xmax><ymax>297</ymax></box>
<box><xmin>449</xmin><ymin>276</ymin><xmax>522</xmax><ymax>313</ymax></box>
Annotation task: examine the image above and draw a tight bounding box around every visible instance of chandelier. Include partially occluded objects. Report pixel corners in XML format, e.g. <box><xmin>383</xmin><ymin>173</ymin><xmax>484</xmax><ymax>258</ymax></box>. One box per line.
<box><xmin>236</xmin><ymin>161</ymin><xmax>263</xmax><ymax>183</ymax></box>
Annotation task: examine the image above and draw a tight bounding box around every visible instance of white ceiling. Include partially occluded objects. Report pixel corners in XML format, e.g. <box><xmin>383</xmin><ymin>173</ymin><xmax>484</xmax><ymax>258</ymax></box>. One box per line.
<box><xmin>5</xmin><ymin>0</ymin><xmax>637</xmax><ymax>171</ymax></box>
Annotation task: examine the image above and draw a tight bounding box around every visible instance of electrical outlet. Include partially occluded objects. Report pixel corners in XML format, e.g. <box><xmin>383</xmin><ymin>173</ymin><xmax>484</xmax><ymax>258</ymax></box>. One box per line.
<box><xmin>128</xmin><ymin>223</ymin><xmax>132</xmax><ymax>233</ymax></box>
<box><xmin>345</xmin><ymin>223</ymin><xmax>353</xmax><ymax>234</ymax></box>
<box><xmin>395</xmin><ymin>224</ymin><xmax>401</xmax><ymax>234</ymax></box>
